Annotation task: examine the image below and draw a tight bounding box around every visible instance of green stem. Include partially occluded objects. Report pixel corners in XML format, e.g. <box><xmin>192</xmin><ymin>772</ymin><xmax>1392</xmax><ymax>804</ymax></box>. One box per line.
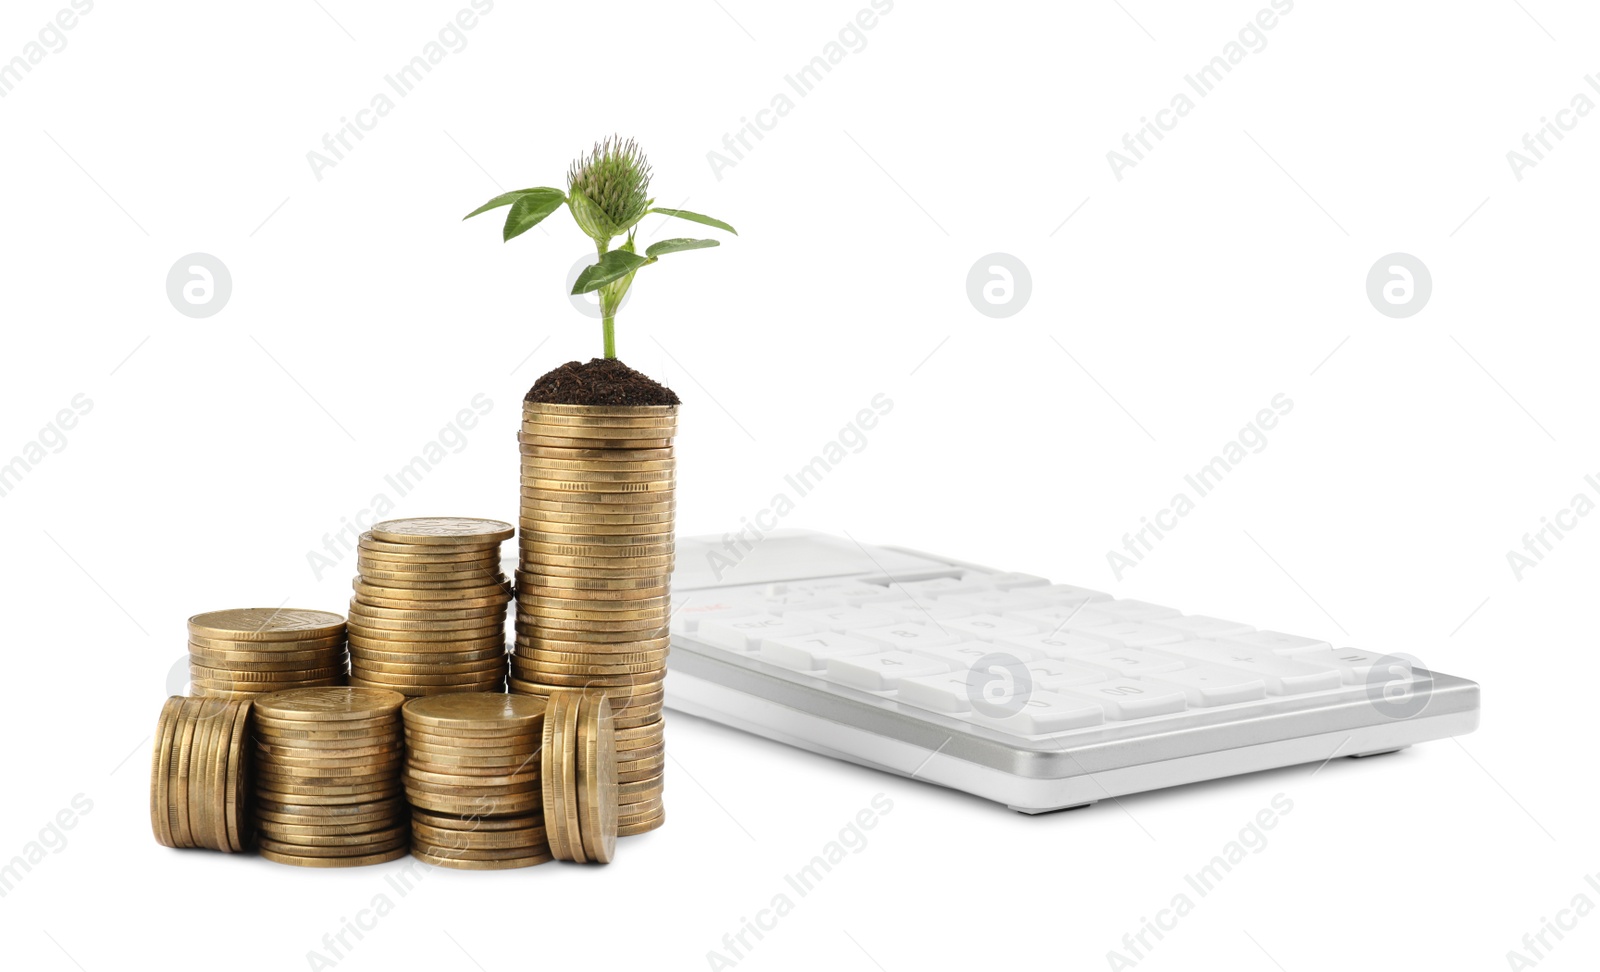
<box><xmin>602</xmin><ymin>316</ymin><xmax>616</xmax><ymax>359</ymax></box>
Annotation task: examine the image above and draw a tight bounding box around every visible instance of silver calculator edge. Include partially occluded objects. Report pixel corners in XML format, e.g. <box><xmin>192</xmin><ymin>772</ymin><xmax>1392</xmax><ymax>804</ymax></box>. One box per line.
<box><xmin>663</xmin><ymin>536</ymin><xmax>1481</xmax><ymax>814</ymax></box>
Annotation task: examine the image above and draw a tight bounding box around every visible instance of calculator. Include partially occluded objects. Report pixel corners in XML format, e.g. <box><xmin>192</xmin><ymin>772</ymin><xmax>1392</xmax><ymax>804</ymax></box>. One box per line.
<box><xmin>664</xmin><ymin>531</ymin><xmax>1480</xmax><ymax>813</ymax></box>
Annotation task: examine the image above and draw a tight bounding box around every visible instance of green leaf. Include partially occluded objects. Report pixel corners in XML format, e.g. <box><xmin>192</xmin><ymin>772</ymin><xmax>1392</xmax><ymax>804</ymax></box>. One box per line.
<box><xmin>572</xmin><ymin>250</ymin><xmax>651</xmax><ymax>294</ymax></box>
<box><xmin>503</xmin><ymin>189</ymin><xmax>567</xmax><ymax>241</ymax></box>
<box><xmin>645</xmin><ymin>238</ymin><xmax>720</xmax><ymax>258</ymax></box>
<box><xmin>649</xmin><ymin>207</ymin><xmax>738</xmax><ymax>235</ymax></box>
<box><xmin>463</xmin><ymin>187</ymin><xmax>561</xmax><ymax>221</ymax></box>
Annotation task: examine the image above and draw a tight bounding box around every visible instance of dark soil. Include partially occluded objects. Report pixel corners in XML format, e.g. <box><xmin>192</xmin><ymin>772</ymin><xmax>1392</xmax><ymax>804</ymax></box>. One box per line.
<box><xmin>525</xmin><ymin>358</ymin><xmax>681</xmax><ymax>406</ymax></box>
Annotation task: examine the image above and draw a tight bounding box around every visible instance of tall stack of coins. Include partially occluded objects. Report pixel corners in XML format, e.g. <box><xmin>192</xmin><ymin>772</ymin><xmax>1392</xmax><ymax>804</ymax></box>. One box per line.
<box><xmin>149</xmin><ymin>696</ymin><xmax>252</xmax><ymax>852</ymax></box>
<box><xmin>347</xmin><ymin>518</ymin><xmax>514</xmax><ymax>697</ymax></box>
<box><xmin>251</xmin><ymin>687</ymin><xmax>408</xmax><ymax>867</ymax></box>
<box><xmin>512</xmin><ymin>402</ymin><xmax>675</xmax><ymax>835</ymax></box>
<box><xmin>540</xmin><ymin>690</ymin><xmax>618</xmax><ymax>864</ymax></box>
<box><xmin>402</xmin><ymin>692</ymin><xmax>550</xmax><ymax>869</ymax></box>
<box><xmin>187</xmin><ymin>609</ymin><xmax>347</xmax><ymax>699</ymax></box>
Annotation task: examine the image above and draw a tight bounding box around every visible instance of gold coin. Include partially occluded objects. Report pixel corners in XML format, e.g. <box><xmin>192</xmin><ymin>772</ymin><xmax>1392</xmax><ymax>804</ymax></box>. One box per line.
<box><xmin>345</xmin><ymin>615</ymin><xmax>506</xmax><ymax>634</ymax></box>
<box><xmin>348</xmin><ymin>600</ymin><xmax>506</xmax><ymax>621</ymax></box>
<box><xmin>411</xmin><ymin>808</ymin><xmax>544</xmax><ymax>832</ymax></box>
<box><xmin>617</xmin><ymin>810</ymin><xmax>665</xmax><ymax>837</ymax></box>
<box><xmin>355</xmin><ymin>592</ymin><xmax>511</xmax><ymax>611</ymax></box>
<box><xmin>189</xmin><ymin>648</ymin><xmax>344</xmax><ymax>671</ymax></box>
<box><xmin>513</xmin><ymin>637</ymin><xmax>669</xmax><ymax>657</ymax></box>
<box><xmin>520</xmin><ymin>490</ymin><xmax>676</xmax><ymax>509</ymax></box>
<box><xmin>522</xmin><ymin>411</ymin><xmax>678</xmax><ymax>429</ymax></box>
<box><xmin>353</xmin><ymin>579</ymin><xmax>510</xmax><ymax>600</ymax></box>
<box><xmin>250</xmin><ymin>717</ymin><xmax>398</xmax><ymax>738</ymax></box>
<box><xmin>349</xmin><ymin>678</ymin><xmax>504</xmax><ymax>698</ymax></box>
<box><xmin>254</xmin><ymin>792</ymin><xmax>404</xmax><ymax>815</ymax></box>
<box><xmin>357</xmin><ymin>553</ymin><xmax>500</xmax><ymax>571</ymax></box>
<box><xmin>255</xmin><ymin>778</ymin><xmax>403</xmax><ymax>800</ymax></box>
<box><xmin>406</xmin><ymin>792</ymin><xmax>541</xmax><ymax>817</ymax></box>
<box><xmin>524</xmin><ymin>646</ymin><xmax>668</xmax><ymax>665</ymax></box>
<box><xmin>516</xmin><ymin>586</ymin><xmax>670</xmax><ymax>605</ymax></box>
<box><xmin>254</xmin><ymin>686</ymin><xmax>406</xmax><ymax>722</ymax></box>
<box><xmin>256</xmin><ymin>818</ymin><xmax>405</xmax><ymax>839</ymax></box>
<box><xmin>410</xmin><ymin>847</ymin><xmax>552</xmax><ymax>869</ymax></box>
<box><xmin>514</xmin><ymin>571</ymin><xmax>670</xmax><ymax>591</ymax></box>
<box><xmin>351</xmin><ymin>667</ymin><xmax>508</xmax><ymax>687</ymax></box>
<box><xmin>358</xmin><ymin>540</ymin><xmax>499</xmax><ymax>563</ymax></box>
<box><xmin>258</xmin><ymin>833</ymin><xmax>409</xmax><ymax>858</ymax></box>
<box><xmin>540</xmin><ymin>691</ymin><xmax>571</xmax><ymax>861</ymax></box>
<box><xmin>519</xmin><ymin>465</ymin><xmax>674</xmax><ymax>485</ymax></box>
<box><xmin>520</xmin><ymin>658</ymin><xmax>666</xmax><ymax>677</ymax></box>
<box><xmin>405</xmin><ymin>722</ymin><xmax>540</xmax><ymax>742</ymax></box>
<box><xmin>411</xmin><ymin>823</ymin><xmax>548</xmax><ymax>850</ymax></box>
<box><xmin>520</xmin><ymin>591</ymin><xmax>670</xmax><ymax>610</ymax></box>
<box><xmin>259</xmin><ymin>845</ymin><xmax>410</xmax><ymax>867</ymax></box>
<box><xmin>191</xmin><ymin>664</ymin><xmax>345</xmax><ymax>684</ymax></box>
<box><xmin>518</xmin><ymin>444</ymin><xmax>675</xmax><ymax>462</ymax></box>
<box><xmin>518</xmin><ymin>511</ymin><xmax>674</xmax><ymax>531</ymax></box>
<box><xmin>223</xmin><ymin>700</ymin><xmax>252</xmax><ymax>851</ymax></box>
<box><xmin>347</xmin><ymin>627</ymin><xmax>505</xmax><ymax>647</ymax></box>
<box><xmin>402</xmin><ymin>692</ymin><xmax>545</xmax><ymax>731</ymax></box>
<box><xmin>407</xmin><ymin>753</ymin><xmax>540</xmax><ymax>776</ymax></box>
<box><xmin>188</xmin><ymin>608</ymin><xmax>346</xmax><ymax>643</ymax></box>
<box><xmin>577</xmin><ymin>693</ymin><xmax>618</xmax><ymax>864</ymax></box>
<box><xmin>405</xmin><ymin>764</ymin><xmax>538</xmax><ymax>788</ymax></box>
<box><xmin>356</xmin><ymin>567</ymin><xmax>505</xmax><ymax>587</ymax></box>
<box><xmin>349</xmin><ymin>633</ymin><xmax>503</xmax><ymax>653</ymax></box>
<box><xmin>519</xmin><ymin>554</ymin><xmax>673</xmax><ymax>572</ymax></box>
<box><xmin>353</xmin><ymin>660</ymin><xmax>507</xmax><ymax>681</ymax></box>
<box><xmin>520</xmin><ymin>475</ymin><xmax>675</xmax><ymax>494</ymax></box>
<box><xmin>519</xmin><ymin>431</ymin><xmax>672</xmax><ymax>449</ymax></box>
<box><xmin>555</xmin><ymin>691</ymin><xmax>586</xmax><ymax>863</ymax></box>
<box><xmin>254</xmin><ymin>742</ymin><xmax>400</xmax><ymax>764</ymax></box>
<box><xmin>191</xmin><ymin>678</ymin><xmax>343</xmax><ymax>698</ymax></box>
<box><xmin>188</xmin><ymin>631</ymin><xmax>347</xmax><ymax>652</ymax></box>
<box><xmin>255</xmin><ymin>764</ymin><xmax>403</xmax><ymax>788</ymax></box>
<box><xmin>517</xmin><ymin>521</ymin><xmax>673</xmax><ymax>541</ymax></box>
<box><xmin>405</xmin><ymin>744</ymin><xmax>538</xmax><ymax>766</ymax></box>
<box><xmin>522</xmin><ymin>401</ymin><xmax>677</xmax><ymax>416</ymax></box>
<box><xmin>520</xmin><ymin>454</ymin><xmax>676</xmax><ymax>471</ymax></box>
<box><xmin>370</xmin><ymin>516</ymin><xmax>515</xmax><ymax>545</ymax></box>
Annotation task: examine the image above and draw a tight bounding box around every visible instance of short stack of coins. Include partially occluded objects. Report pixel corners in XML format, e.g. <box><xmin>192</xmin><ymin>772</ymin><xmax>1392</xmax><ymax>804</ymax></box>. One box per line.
<box><xmin>402</xmin><ymin>692</ymin><xmax>550</xmax><ymax>869</ymax></box>
<box><xmin>251</xmin><ymin>687</ymin><xmax>408</xmax><ymax>867</ymax></box>
<box><xmin>347</xmin><ymin>517</ymin><xmax>514</xmax><ymax>697</ymax></box>
<box><xmin>513</xmin><ymin>401</ymin><xmax>675</xmax><ymax>835</ymax></box>
<box><xmin>149</xmin><ymin>696</ymin><xmax>253</xmax><ymax>852</ymax></box>
<box><xmin>187</xmin><ymin>608</ymin><xmax>348</xmax><ymax>699</ymax></box>
<box><xmin>540</xmin><ymin>690</ymin><xmax>618</xmax><ymax>864</ymax></box>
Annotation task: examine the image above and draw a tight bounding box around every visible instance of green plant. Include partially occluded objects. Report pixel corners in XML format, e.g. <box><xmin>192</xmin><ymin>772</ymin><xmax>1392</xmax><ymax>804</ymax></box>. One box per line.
<box><xmin>465</xmin><ymin>136</ymin><xmax>736</xmax><ymax>359</ymax></box>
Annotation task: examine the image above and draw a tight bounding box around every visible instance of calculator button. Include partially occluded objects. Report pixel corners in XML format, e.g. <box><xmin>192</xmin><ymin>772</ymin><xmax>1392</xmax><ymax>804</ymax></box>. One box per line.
<box><xmin>1035</xmin><ymin>584</ymin><xmax>1112</xmax><ymax>605</ymax></box>
<box><xmin>896</xmin><ymin>576</ymin><xmax>995</xmax><ymax>597</ymax></box>
<box><xmin>1144</xmin><ymin>665</ymin><xmax>1267</xmax><ymax>706</ymax></box>
<box><xmin>1152</xmin><ymin>641</ymin><xmax>1343</xmax><ymax>694</ymax></box>
<box><xmin>1095</xmin><ymin>599</ymin><xmax>1181</xmax><ymax>622</ymax></box>
<box><xmin>1153</xmin><ymin>615</ymin><xmax>1255</xmax><ymax>638</ymax></box>
<box><xmin>783</xmin><ymin>579</ymin><xmax>888</xmax><ymax>599</ymax></box>
<box><xmin>757</xmin><ymin>595</ymin><xmax>845</xmax><ymax>615</ymax></box>
<box><xmin>940</xmin><ymin>614</ymin><xmax>1040</xmax><ymax>641</ymax></box>
<box><xmin>895</xmin><ymin>672</ymin><xmax>975</xmax><ymax>713</ymax></box>
<box><xmin>854</xmin><ymin>622</ymin><xmax>962</xmax><ymax>651</ymax></box>
<box><xmin>982</xmin><ymin>693</ymin><xmax>1106</xmax><ymax>733</ymax></box>
<box><xmin>782</xmin><ymin>607</ymin><xmax>902</xmax><ymax>632</ymax></box>
<box><xmin>697</xmin><ymin>614</ymin><xmax>816</xmax><ymax>652</ymax></box>
<box><xmin>908</xmin><ymin>642</ymin><xmax>1024</xmax><ymax>667</ymax></box>
<box><xmin>984</xmin><ymin>572</ymin><xmax>1050</xmax><ymax>590</ymax></box>
<box><xmin>671</xmin><ymin>600</ymin><xmax>765</xmax><ymax>635</ymax></box>
<box><xmin>827</xmin><ymin>651</ymin><xmax>955</xmax><ymax>690</ymax></box>
<box><xmin>1220</xmin><ymin>631</ymin><xmax>1332</xmax><ymax>656</ymax></box>
<box><xmin>1057</xmin><ymin>678</ymin><xmax>1188</xmax><ymax>719</ymax></box>
<box><xmin>1293</xmin><ymin>647</ymin><xmax>1408</xmax><ymax>685</ymax></box>
<box><xmin>994</xmin><ymin>632</ymin><xmax>1108</xmax><ymax>658</ymax></box>
<box><xmin>758</xmin><ymin>632</ymin><xmax>880</xmax><ymax>670</ymax></box>
<box><xmin>1075</xmin><ymin>649</ymin><xmax>1187</xmax><ymax>678</ymax></box>
<box><xmin>1022</xmin><ymin>661</ymin><xmax>1113</xmax><ymax>690</ymax></box>
<box><xmin>1012</xmin><ymin>607</ymin><xmax>1119</xmax><ymax>631</ymax></box>
<box><xmin>1073</xmin><ymin>621</ymin><xmax>1186</xmax><ymax>648</ymax></box>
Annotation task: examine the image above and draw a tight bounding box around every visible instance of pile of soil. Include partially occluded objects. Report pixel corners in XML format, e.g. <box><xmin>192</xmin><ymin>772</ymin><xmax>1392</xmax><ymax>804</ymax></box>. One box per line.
<box><xmin>525</xmin><ymin>357</ymin><xmax>681</xmax><ymax>407</ymax></box>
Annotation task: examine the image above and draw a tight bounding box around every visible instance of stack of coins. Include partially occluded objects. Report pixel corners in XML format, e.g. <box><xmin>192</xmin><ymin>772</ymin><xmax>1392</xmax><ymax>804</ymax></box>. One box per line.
<box><xmin>402</xmin><ymin>692</ymin><xmax>550</xmax><ymax>869</ymax></box>
<box><xmin>251</xmin><ymin>687</ymin><xmax>408</xmax><ymax>867</ymax></box>
<box><xmin>188</xmin><ymin>609</ymin><xmax>347</xmax><ymax>699</ymax></box>
<box><xmin>347</xmin><ymin>518</ymin><xmax>514</xmax><ymax>697</ymax></box>
<box><xmin>540</xmin><ymin>690</ymin><xmax>618</xmax><ymax>864</ymax></box>
<box><xmin>149</xmin><ymin>696</ymin><xmax>252</xmax><ymax>852</ymax></box>
<box><xmin>513</xmin><ymin>402</ymin><xmax>675</xmax><ymax>835</ymax></box>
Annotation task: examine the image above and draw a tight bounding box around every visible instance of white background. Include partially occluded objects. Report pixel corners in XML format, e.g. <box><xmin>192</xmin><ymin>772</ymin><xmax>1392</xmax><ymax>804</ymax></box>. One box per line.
<box><xmin>1</xmin><ymin>0</ymin><xmax>1595</xmax><ymax>969</ymax></box>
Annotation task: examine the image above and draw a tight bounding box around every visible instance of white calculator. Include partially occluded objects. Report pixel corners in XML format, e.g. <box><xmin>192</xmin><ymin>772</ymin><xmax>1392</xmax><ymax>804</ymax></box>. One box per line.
<box><xmin>665</xmin><ymin>530</ymin><xmax>1480</xmax><ymax>813</ymax></box>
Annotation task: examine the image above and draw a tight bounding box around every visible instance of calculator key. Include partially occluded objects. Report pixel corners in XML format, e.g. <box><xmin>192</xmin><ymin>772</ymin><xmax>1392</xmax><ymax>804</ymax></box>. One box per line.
<box><xmin>866</xmin><ymin>600</ymin><xmax>975</xmax><ymax>622</ymax></box>
<box><xmin>1294</xmin><ymin>647</ymin><xmax>1408</xmax><ymax>686</ymax></box>
<box><xmin>894</xmin><ymin>672</ymin><xmax>975</xmax><ymax>713</ymax></box>
<box><xmin>854</xmin><ymin>622</ymin><xmax>962</xmax><ymax>652</ymax></box>
<box><xmin>895</xmin><ymin>576</ymin><xmax>995</xmax><ymax>597</ymax></box>
<box><xmin>1012</xmin><ymin>607</ymin><xmax>1118</xmax><ymax>631</ymax></box>
<box><xmin>757</xmin><ymin>594</ymin><xmax>845</xmax><ymax>615</ymax></box>
<box><xmin>939</xmin><ymin>591</ymin><xmax>1050</xmax><ymax>614</ymax></box>
<box><xmin>1152</xmin><ymin>641</ymin><xmax>1343</xmax><ymax>694</ymax></box>
<box><xmin>994</xmin><ymin>632</ymin><xmax>1109</xmax><ymax>658</ymax></box>
<box><xmin>1073</xmin><ymin>621</ymin><xmax>1186</xmax><ymax>648</ymax></box>
<box><xmin>909</xmin><ymin>642</ymin><xmax>1029</xmax><ymax>667</ymax></box>
<box><xmin>783</xmin><ymin>579</ymin><xmax>889</xmax><ymax>599</ymax></box>
<box><xmin>1057</xmin><ymin>678</ymin><xmax>1188</xmax><ymax>720</ymax></box>
<box><xmin>1221</xmin><ymin>631</ymin><xmax>1332</xmax><ymax>656</ymax></box>
<box><xmin>1095</xmin><ymin>599</ymin><xmax>1181</xmax><ymax>622</ymax></box>
<box><xmin>1035</xmin><ymin>584</ymin><xmax>1112</xmax><ymax>605</ymax></box>
<box><xmin>981</xmin><ymin>692</ymin><xmax>1106</xmax><ymax>733</ymax></box>
<box><xmin>1153</xmin><ymin>615</ymin><xmax>1255</xmax><ymax>639</ymax></box>
<box><xmin>1144</xmin><ymin>665</ymin><xmax>1267</xmax><ymax>706</ymax></box>
<box><xmin>1075</xmin><ymin>649</ymin><xmax>1187</xmax><ymax>678</ymax></box>
<box><xmin>782</xmin><ymin>607</ymin><xmax>902</xmax><ymax>632</ymax></box>
<box><xmin>758</xmin><ymin>632</ymin><xmax>880</xmax><ymax>671</ymax></box>
<box><xmin>827</xmin><ymin>651</ymin><xmax>955</xmax><ymax>691</ymax></box>
<box><xmin>697</xmin><ymin>614</ymin><xmax>817</xmax><ymax>652</ymax></box>
<box><xmin>941</xmin><ymin>614</ymin><xmax>1041</xmax><ymax>641</ymax></box>
<box><xmin>1022</xmin><ymin>660</ymin><xmax>1112</xmax><ymax>690</ymax></box>
<box><xmin>671</xmin><ymin>600</ymin><xmax>765</xmax><ymax>635</ymax></box>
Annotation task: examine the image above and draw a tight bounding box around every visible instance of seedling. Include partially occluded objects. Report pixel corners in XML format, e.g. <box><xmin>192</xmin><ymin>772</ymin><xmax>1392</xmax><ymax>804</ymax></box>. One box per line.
<box><xmin>465</xmin><ymin>136</ymin><xmax>736</xmax><ymax>359</ymax></box>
